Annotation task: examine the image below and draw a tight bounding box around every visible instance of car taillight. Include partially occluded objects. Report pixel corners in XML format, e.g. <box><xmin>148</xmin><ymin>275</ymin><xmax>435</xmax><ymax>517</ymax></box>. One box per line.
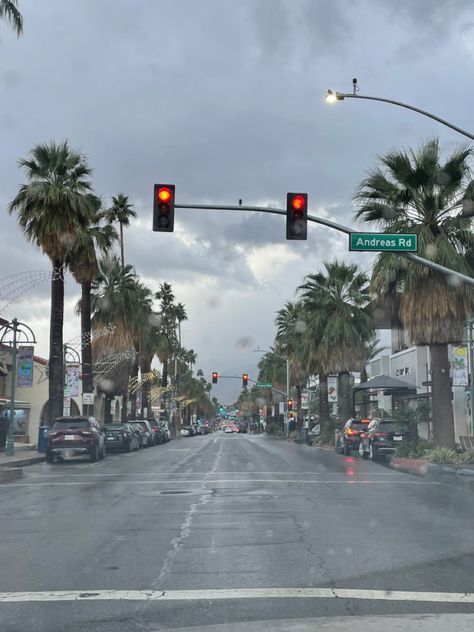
<box><xmin>347</xmin><ymin>428</ymin><xmax>358</xmax><ymax>435</ymax></box>
<box><xmin>374</xmin><ymin>432</ymin><xmax>389</xmax><ymax>437</ymax></box>
<box><xmin>79</xmin><ymin>430</ymin><xmax>93</xmax><ymax>437</ymax></box>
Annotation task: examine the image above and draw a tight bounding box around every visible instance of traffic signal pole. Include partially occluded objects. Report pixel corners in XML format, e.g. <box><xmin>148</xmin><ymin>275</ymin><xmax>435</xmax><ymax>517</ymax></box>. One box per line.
<box><xmin>175</xmin><ymin>203</ymin><xmax>474</xmax><ymax>289</ymax></box>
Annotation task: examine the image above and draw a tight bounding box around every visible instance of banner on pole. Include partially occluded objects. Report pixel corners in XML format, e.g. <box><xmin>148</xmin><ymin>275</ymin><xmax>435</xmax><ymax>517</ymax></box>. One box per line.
<box><xmin>328</xmin><ymin>376</ymin><xmax>338</xmax><ymax>403</ymax></box>
<box><xmin>17</xmin><ymin>346</ymin><xmax>34</xmax><ymax>387</ymax></box>
<box><xmin>452</xmin><ymin>347</ymin><xmax>469</xmax><ymax>386</ymax></box>
<box><xmin>66</xmin><ymin>364</ymin><xmax>80</xmax><ymax>396</ymax></box>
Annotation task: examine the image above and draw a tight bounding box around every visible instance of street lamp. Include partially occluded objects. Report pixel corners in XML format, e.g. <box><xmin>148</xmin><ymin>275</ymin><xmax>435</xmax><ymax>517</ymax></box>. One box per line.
<box><xmin>326</xmin><ymin>77</ymin><xmax>474</xmax><ymax>435</ymax></box>
<box><xmin>254</xmin><ymin>347</ymin><xmax>290</xmax><ymax>434</ymax></box>
<box><xmin>325</xmin><ymin>78</ymin><xmax>474</xmax><ymax>141</ymax></box>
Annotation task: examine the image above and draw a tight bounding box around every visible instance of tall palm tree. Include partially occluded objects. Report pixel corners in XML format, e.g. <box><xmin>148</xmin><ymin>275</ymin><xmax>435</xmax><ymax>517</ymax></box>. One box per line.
<box><xmin>105</xmin><ymin>193</ymin><xmax>137</xmax><ymax>268</ymax></box>
<box><xmin>90</xmin><ymin>256</ymin><xmax>141</xmax><ymax>421</ymax></box>
<box><xmin>70</xmin><ymin>202</ymin><xmax>118</xmax><ymax>410</ymax></box>
<box><xmin>275</xmin><ymin>300</ymin><xmax>308</xmax><ymax>428</ymax></box>
<box><xmin>0</xmin><ymin>0</ymin><xmax>23</xmax><ymax>36</ymax></box>
<box><xmin>299</xmin><ymin>261</ymin><xmax>375</xmax><ymax>423</ymax></box>
<box><xmin>354</xmin><ymin>139</ymin><xmax>474</xmax><ymax>448</ymax></box>
<box><xmin>155</xmin><ymin>283</ymin><xmax>177</xmax><ymax>387</ymax></box>
<box><xmin>9</xmin><ymin>141</ymin><xmax>95</xmax><ymax>422</ymax></box>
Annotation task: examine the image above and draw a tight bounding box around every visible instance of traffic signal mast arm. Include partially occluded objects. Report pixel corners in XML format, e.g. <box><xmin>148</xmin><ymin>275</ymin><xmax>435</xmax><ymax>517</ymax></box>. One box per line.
<box><xmin>175</xmin><ymin>203</ymin><xmax>474</xmax><ymax>289</ymax></box>
<box><xmin>210</xmin><ymin>373</ymin><xmax>287</xmax><ymax>396</ymax></box>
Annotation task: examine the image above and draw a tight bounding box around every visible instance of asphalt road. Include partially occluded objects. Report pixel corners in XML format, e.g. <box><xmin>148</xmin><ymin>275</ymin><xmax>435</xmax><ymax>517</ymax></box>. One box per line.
<box><xmin>0</xmin><ymin>433</ymin><xmax>474</xmax><ymax>632</ymax></box>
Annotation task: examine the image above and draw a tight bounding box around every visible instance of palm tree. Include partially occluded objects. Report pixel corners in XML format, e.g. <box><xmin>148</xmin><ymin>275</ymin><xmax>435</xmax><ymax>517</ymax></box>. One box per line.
<box><xmin>9</xmin><ymin>141</ymin><xmax>96</xmax><ymax>422</ymax></box>
<box><xmin>275</xmin><ymin>300</ymin><xmax>309</xmax><ymax>428</ymax></box>
<box><xmin>155</xmin><ymin>283</ymin><xmax>177</xmax><ymax>387</ymax></box>
<box><xmin>354</xmin><ymin>139</ymin><xmax>474</xmax><ymax>448</ymax></box>
<box><xmin>0</xmin><ymin>0</ymin><xmax>23</xmax><ymax>36</ymax></box>
<box><xmin>90</xmin><ymin>256</ymin><xmax>141</xmax><ymax>421</ymax></box>
<box><xmin>299</xmin><ymin>261</ymin><xmax>375</xmax><ymax>423</ymax></box>
<box><xmin>70</xmin><ymin>202</ymin><xmax>118</xmax><ymax>410</ymax></box>
<box><xmin>105</xmin><ymin>193</ymin><xmax>137</xmax><ymax>268</ymax></box>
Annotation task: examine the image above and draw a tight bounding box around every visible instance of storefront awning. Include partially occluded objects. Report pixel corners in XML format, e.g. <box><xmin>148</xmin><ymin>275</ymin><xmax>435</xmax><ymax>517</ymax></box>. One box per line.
<box><xmin>353</xmin><ymin>374</ymin><xmax>415</xmax><ymax>392</ymax></box>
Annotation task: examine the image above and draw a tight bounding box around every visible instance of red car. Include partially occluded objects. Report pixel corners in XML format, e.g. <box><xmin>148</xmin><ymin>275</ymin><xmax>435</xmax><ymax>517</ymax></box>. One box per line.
<box><xmin>46</xmin><ymin>416</ymin><xmax>106</xmax><ymax>463</ymax></box>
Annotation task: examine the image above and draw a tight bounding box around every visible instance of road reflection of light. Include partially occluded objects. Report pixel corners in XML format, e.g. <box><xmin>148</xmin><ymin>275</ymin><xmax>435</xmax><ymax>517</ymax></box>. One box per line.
<box><xmin>343</xmin><ymin>457</ymin><xmax>356</xmax><ymax>464</ymax></box>
<box><xmin>346</xmin><ymin>467</ymin><xmax>355</xmax><ymax>477</ymax></box>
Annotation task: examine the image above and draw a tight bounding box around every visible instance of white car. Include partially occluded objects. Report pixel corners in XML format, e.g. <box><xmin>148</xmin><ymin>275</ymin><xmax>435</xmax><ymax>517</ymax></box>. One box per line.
<box><xmin>224</xmin><ymin>426</ymin><xmax>233</xmax><ymax>433</ymax></box>
<box><xmin>181</xmin><ymin>428</ymin><xmax>190</xmax><ymax>437</ymax></box>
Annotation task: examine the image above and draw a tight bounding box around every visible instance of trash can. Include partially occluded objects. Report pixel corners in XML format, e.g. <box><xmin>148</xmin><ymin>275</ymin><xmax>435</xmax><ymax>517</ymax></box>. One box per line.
<box><xmin>37</xmin><ymin>425</ymin><xmax>49</xmax><ymax>453</ymax></box>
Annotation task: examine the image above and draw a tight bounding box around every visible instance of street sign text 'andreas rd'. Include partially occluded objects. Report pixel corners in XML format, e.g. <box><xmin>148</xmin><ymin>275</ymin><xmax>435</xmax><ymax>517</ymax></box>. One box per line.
<box><xmin>349</xmin><ymin>233</ymin><xmax>417</xmax><ymax>252</ymax></box>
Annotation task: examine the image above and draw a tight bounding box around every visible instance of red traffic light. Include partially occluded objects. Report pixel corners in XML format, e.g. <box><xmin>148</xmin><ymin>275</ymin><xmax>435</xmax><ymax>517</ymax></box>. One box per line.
<box><xmin>287</xmin><ymin>399</ymin><xmax>293</xmax><ymax>411</ymax></box>
<box><xmin>212</xmin><ymin>372</ymin><xmax>218</xmax><ymax>384</ymax></box>
<box><xmin>157</xmin><ymin>187</ymin><xmax>172</xmax><ymax>202</ymax></box>
<box><xmin>242</xmin><ymin>373</ymin><xmax>249</xmax><ymax>387</ymax></box>
<box><xmin>291</xmin><ymin>195</ymin><xmax>305</xmax><ymax>211</ymax></box>
<box><xmin>153</xmin><ymin>184</ymin><xmax>175</xmax><ymax>232</ymax></box>
<box><xmin>286</xmin><ymin>192</ymin><xmax>307</xmax><ymax>240</ymax></box>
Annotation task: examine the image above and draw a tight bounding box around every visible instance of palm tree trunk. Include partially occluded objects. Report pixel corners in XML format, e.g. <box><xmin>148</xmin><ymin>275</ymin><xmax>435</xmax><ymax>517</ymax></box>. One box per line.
<box><xmin>319</xmin><ymin>374</ymin><xmax>329</xmax><ymax>428</ymax></box>
<box><xmin>337</xmin><ymin>371</ymin><xmax>352</xmax><ymax>424</ymax></box>
<box><xmin>81</xmin><ymin>280</ymin><xmax>93</xmax><ymax>415</ymax></box>
<box><xmin>49</xmin><ymin>261</ymin><xmax>64</xmax><ymax>423</ymax></box>
<box><xmin>130</xmin><ymin>342</ymin><xmax>139</xmax><ymax>419</ymax></box>
<box><xmin>161</xmin><ymin>358</ymin><xmax>168</xmax><ymax>387</ymax></box>
<box><xmin>119</xmin><ymin>221</ymin><xmax>125</xmax><ymax>268</ymax></box>
<box><xmin>430</xmin><ymin>344</ymin><xmax>456</xmax><ymax>448</ymax></box>
<box><xmin>141</xmin><ymin>358</ymin><xmax>151</xmax><ymax>419</ymax></box>
<box><xmin>359</xmin><ymin>367</ymin><xmax>368</xmax><ymax>418</ymax></box>
<box><xmin>104</xmin><ymin>394</ymin><xmax>113</xmax><ymax>424</ymax></box>
<box><xmin>296</xmin><ymin>383</ymin><xmax>303</xmax><ymax>430</ymax></box>
<box><xmin>121</xmin><ymin>391</ymin><xmax>128</xmax><ymax>422</ymax></box>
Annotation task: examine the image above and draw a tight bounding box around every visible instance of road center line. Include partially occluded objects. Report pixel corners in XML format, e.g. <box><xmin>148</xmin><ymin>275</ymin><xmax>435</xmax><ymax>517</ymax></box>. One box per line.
<box><xmin>0</xmin><ymin>587</ymin><xmax>472</xmax><ymax>603</ymax></box>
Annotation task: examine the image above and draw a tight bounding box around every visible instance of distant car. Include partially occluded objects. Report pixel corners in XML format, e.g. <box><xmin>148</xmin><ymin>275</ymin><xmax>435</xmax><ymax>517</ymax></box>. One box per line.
<box><xmin>46</xmin><ymin>416</ymin><xmax>106</xmax><ymax>463</ymax></box>
<box><xmin>128</xmin><ymin>420</ymin><xmax>152</xmax><ymax>448</ymax></box>
<box><xmin>104</xmin><ymin>422</ymin><xmax>140</xmax><ymax>452</ymax></box>
<box><xmin>224</xmin><ymin>425</ymin><xmax>233</xmax><ymax>434</ymax></box>
<box><xmin>306</xmin><ymin>424</ymin><xmax>321</xmax><ymax>445</ymax></box>
<box><xmin>160</xmin><ymin>424</ymin><xmax>171</xmax><ymax>442</ymax></box>
<box><xmin>335</xmin><ymin>418</ymin><xmax>371</xmax><ymax>455</ymax></box>
<box><xmin>149</xmin><ymin>419</ymin><xmax>168</xmax><ymax>444</ymax></box>
<box><xmin>359</xmin><ymin>418</ymin><xmax>412</xmax><ymax>461</ymax></box>
<box><xmin>181</xmin><ymin>425</ymin><xmax>195</xmax><ymax>437</ymax></box>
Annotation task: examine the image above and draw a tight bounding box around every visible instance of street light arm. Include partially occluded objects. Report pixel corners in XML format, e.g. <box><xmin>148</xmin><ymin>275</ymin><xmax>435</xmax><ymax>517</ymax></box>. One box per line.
<box><xmin>340</xmin><ymin>93</ymin><xmax>474</xmax><ymax>141</ymax></box>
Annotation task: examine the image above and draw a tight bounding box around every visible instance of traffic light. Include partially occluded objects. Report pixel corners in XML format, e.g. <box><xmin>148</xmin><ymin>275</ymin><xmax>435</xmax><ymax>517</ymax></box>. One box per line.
<box><xmin>242</xmin><ymin>373</ymin><xmax>248</xmax><ymax>387</ymax></box>
<box><xmin>212</xmin><ymin>371</ymin><xmax>218</xmax><ymax>384</ymax></box>
<box><xmin>287</xmin><ymin>399</ymin><xmax>293</xmax><ymax>411</ymax></box>
<box><xmin>286</xmin><ymin>192</ymin><xmax>308</xmax><ymax>240</ymax></box>
<box><xmin>153</xmin><ymin>184</ymin><xmax>175</xmax><ymax>232</ymax></box>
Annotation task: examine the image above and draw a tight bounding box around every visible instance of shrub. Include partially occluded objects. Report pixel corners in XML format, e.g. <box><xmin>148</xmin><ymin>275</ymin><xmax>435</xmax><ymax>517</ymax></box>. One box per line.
<box><xmin>459</xmin><ymin>450</ymin><xmax>474</xmax><ymax>464</ymax></box>
<box><xmin>426</xmin><ymin>448</ymin><xmax>458</xmax><ymax>465</ymax></box>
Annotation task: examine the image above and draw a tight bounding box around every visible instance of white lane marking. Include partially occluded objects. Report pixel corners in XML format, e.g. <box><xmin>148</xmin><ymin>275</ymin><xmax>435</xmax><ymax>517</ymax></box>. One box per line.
<box><xmin>1</xmin><ymin>479</ymin><xmax>440</xmax><ymax>487</ymax></box>
<box><xmin>0</xmin><ymin>587</ymin><xmax>473</xmax><ymax>603</ymax></box>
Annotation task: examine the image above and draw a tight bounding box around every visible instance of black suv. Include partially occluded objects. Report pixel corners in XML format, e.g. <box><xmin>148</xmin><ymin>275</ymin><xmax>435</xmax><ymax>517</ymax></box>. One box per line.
<box><xmin>46</xmin><ymin>416</ymin><xmax>106</xmax><ymax>463</ymax></box>
<box><xmin>359</xmin><ymin>418</ymin><xmax>412</xmax><ymax>461</ymax></box>
<box><xmin>335</xmin><ymin>418</ymin><xmax>370</xmax><ymax>455</ymax></box>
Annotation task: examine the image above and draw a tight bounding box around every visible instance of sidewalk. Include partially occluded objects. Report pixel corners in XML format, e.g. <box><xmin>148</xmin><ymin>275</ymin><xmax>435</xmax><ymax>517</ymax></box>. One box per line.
<box><xmin>0</xmin><ymin>443</ymin><xmax>45</xmax><ymax>469</ymax></box>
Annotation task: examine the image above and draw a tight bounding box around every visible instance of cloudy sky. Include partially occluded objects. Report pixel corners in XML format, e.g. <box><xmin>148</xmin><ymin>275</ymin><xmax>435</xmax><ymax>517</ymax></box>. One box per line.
<box><xmin>1</xmin><ymin>0</ymin><xmax>474</xmax><ymax>402</ymax></box>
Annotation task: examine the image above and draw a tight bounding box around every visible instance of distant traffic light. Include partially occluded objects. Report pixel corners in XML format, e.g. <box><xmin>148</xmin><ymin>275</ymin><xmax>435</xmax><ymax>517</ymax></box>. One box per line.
<box><xmin>287</xmin><ymin>399</ymin><xmax>293</xmax><ymax>411</ymax></box>
<box><xmin>242</xmin><ymin>373</ymin><xmax>249</xmax><ymax>387</ymax></box>
<box><xmin>286</xmin><ymin>192</ymin><xmax>308</xmax><ymax>240</ymax></box>
<box><xmin>212</xmin><ymin>371</ymin><xmax>218</xmax><ymax>384</ymax></box>
<box><xmin>153</xmin><ymin>184</ymin><xmax>175</xmax><ymax>232</ymax></box>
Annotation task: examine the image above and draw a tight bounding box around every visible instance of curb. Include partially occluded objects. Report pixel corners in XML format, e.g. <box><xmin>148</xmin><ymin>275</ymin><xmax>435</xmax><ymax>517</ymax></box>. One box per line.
<box><xmin>0</xmin><ymin>468</ymin><xmax>23</xmax><ymax>483</ymax></box>
<box><xmin>390</xmin><ymin>457</ymin><xmax>474</xmax><ymax>488</ymax></box>
<box><xmin>0</xmin><ymin>455</ymin><xmax>45</xmax><ymax>469</ymax></box>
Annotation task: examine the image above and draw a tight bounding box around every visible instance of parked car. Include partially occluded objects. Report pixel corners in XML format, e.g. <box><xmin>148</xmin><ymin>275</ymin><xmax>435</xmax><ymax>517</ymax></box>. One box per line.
<box><xmin>359</xmin><ymin>418</ymin><xmax>412</xmax><ymax>461</ymax></box>
<box><xmin>46</xmin><ymin>416</ymin><xmax>106</xmax><ymax>463</ymax></box>
<box><xmin>306</xmin><ymin>423</ymin><xmax>321</xmax><ymax>445</ymax></box>
<box><xmin>128</xmin><ymin>420</ymin><xmax>152</xmax><ymax>448</ymax></box>
<box><xmin>104</xmin><ymin>422</ymin><xmax>140</xmax><ymax>452</ymax></box>
<box><xmin>224</xmin><ymin>425</ymin><xmax>233</xmax><ymax>434</ymax></box>
<box><xmin>181</xmin><ymin>425</ymin><xmax>195</xmax><ymax>437</ymax></box>
<box><xmin>149</xmin><ymin>419</ymin><xmax>168</xmax><ymax>444</ymax></box>
<box><xmin>160</xmin><ymin>424</ymin><xmax>171</xmax><ymax>442</ymax></box>
<box><xmin>335</xmin><ymin>418</ymin><xmax>370</xmax><ymax>455</ymax></box>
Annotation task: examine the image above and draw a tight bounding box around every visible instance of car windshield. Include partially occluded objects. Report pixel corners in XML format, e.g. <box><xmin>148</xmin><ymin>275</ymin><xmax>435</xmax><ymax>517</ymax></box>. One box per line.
<box><xmin>3</xmin><ymin>3</ymin><xmax>474</xmax><ymax>631</ymax></box>
<box><xmin>52</xmin><ymin>420</ymin><xmax>89</xmax><ymax>430</ymax></box>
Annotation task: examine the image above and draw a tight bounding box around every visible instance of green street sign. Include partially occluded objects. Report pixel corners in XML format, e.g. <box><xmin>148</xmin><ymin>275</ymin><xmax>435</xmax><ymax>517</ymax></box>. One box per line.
<box><xmin>349</xmin><ymin>233</ymin><xmax>417</xmax><ymax>252</ymax></box>
<box><xmin>257</xmin><ymin>382</ymin><xmax>272</xmax><ymax>388</ymax></box>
